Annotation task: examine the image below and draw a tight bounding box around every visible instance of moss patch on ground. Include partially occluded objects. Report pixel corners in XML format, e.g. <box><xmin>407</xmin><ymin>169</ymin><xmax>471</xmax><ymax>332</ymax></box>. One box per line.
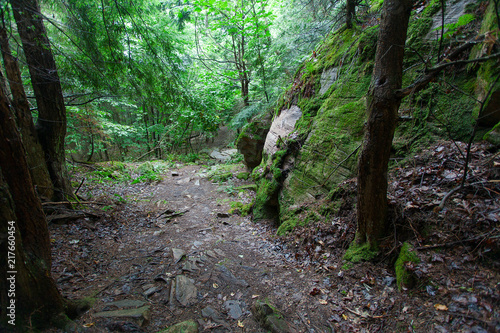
<box><xmin>343</xmin><ymin>241</ymin><xmax>379</xmax><ymax>263</ymax></box>
<box><xmin>395</xmin><ymin>242</ymin><xmax>421</xmax><ymax>291</ymax></box>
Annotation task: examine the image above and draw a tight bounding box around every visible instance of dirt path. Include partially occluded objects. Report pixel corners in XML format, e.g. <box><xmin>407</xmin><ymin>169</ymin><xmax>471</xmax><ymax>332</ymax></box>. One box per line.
<box><xmin>48</xmin><ymin>149</ymin><xmax>500</xmax><ymax>333</ymax></box>
<box><xmin>50</xmin><ymin>164</ymin><xmax>336</xmax><ymax>332</ymax></box>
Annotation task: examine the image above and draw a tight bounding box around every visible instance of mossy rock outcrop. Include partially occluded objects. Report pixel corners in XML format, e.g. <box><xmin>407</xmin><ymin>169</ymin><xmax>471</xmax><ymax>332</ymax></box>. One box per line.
<box><xmin>236</xmin><ymin>111</ymin><xmax>273</xmax><ymax>169</ymax></box>
<box><xmin>251</xmin><ymin>0</ymin><xmax>499</xmax><ymax>234</ymax></box>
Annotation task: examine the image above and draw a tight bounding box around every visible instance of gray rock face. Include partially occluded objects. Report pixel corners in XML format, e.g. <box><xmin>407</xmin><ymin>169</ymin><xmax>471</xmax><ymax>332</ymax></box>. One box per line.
<box><xmin>425</xmin><ymin>0</ymin><xmax>475</xmax><ymax>40</ymax></box>
<box><xmin>263</xmin><ymin>106</ymin><xmax>302</xmax><ymax>155</ymax></box>
<box><xmin>175</xmin><ymin>275</ymin><xmax>197</xmax><ymax>306</ymax></box>
<box><xmin>319</xmin><ymin>67</ymin><xmax>339</xmax><ymax>95</ymax></box>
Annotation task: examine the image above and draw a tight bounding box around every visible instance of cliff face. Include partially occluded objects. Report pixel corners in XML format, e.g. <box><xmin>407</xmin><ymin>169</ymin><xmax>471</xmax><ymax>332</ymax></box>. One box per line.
<box><xmin>237</xmin><ymin>0</ymin><xmax>499</xmax><ymax>233</ymax></box>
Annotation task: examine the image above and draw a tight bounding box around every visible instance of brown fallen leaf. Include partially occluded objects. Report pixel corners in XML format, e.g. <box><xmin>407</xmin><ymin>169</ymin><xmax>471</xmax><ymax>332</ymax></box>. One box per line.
<box><xmin>434</xmin><ymin>304</ymin><xmax>448</xmax><ymax>311</ymax></box>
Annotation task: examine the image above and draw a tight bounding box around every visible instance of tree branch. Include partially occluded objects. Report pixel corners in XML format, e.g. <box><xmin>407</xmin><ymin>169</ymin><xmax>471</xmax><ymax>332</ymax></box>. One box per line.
<box><xmin>396</xmin><ymin>52</ymin><xmax>500</xmax><ymax>98</ymax></box>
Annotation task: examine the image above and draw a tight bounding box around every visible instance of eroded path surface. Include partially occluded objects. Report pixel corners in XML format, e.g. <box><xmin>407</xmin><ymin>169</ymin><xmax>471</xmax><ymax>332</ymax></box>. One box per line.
<box><xmin>50</xmin><ymin>164</ymin><xmax>336</xmax><ymax>332</ymax></box>
<box><xmin>49</xmin><ymin>146</ymin><xmax>500</xmax><ymax>333</ymax></box>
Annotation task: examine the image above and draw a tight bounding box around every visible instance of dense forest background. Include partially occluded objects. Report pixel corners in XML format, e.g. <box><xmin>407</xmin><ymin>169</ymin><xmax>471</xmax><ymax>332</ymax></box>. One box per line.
<box><xmin>10</xmin><ymin>0</ymin><xmax>346</xmax><ymax>162</ymax></box>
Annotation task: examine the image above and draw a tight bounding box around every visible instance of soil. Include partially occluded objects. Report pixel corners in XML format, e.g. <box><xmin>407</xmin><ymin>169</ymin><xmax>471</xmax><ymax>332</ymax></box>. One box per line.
<box><xmin>45</xmin><ymin>141</ymin><xmax>499</xmax><ymax>333</ymax></box>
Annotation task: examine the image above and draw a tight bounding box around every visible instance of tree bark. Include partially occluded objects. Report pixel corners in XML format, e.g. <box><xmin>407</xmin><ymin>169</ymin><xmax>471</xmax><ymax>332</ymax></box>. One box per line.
<box><xmin>0</xmin><ymin>78</ymin><xmax>65</xmax><ymax>329</ymax></box>
<box><xmin>356</xmin><ymin>0</ymin><xmax>413</xmax><ymax>248</ymax></box>
<box><xmin>0</xmin><ymin>12</ymin><xmax>54</xmax><ymax>200</ymax></box>
<box><xmin>346</xmin><ymin>0</ymin><xmax>356</xmax><ymax>29</ymax></box>
<box><xmin>10</xmin><ymin>0</ymin><xmax>72</xmax><ymax>201</ymax></box>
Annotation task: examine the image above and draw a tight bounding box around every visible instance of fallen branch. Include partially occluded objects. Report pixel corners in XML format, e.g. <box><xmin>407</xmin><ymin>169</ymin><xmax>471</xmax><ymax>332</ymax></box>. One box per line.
<box><xmin>415</xmin><ymin>234</ymin><xmax>500</xmax><ymax>251</ymax></box>
<box><xmin>436</xmin><ymin>180</ymin><xmax>496</xmax><ymax>211</ymax></box>
<box><xmin>343</xmin><ymin>306</ymin><xmax>385</xmax><ymax>319</ymax></box>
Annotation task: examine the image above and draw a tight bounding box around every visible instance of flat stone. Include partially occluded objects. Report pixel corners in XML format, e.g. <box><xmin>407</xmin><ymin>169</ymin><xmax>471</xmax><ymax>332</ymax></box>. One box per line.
<box><xmin>217</xmin><ymin>265</ymin><xmax>249</xmax><ymax>288</ymax></box>
<box><xmin>105</xmin><ymin>321</ymin><xmax>142</xmax><ymax>332</ymax></box>
<box><xmin>182</xmin><ymin>260</ymin><xmax>198</xmax><ymax>272</ymax></box>
<box><xmin>193</xmin><ymin>241</ymin><xmax>203</xmax><ymax>248</ymax></box>
<box><xmin>107</xmin><ymin>300</ymin><xmax>146</xmax><ymax>308</ymax></box>
<box><xmin>172</xmin><ymin>248</ymin><xmax>186</xmax><ymax>263</ymax></box>
<box><xmin>224</xmin><ymin>300</ymin><xmax>243</xmax><ymax>319</ymax></box>
<box><xmin>206</xmin><ymin>250</ymin><xmax>217</xmax><ymax>258</ymax></box>
<box><xmin>209</xmin><ymin>149</ymin><xmax>238</xmax><ymax>162</ymax></box>
<box><xmin>253</xmin><ymin>300</ymin><xmax>290</xmax><ymax>333</ymax></box>
<box><xmin>160</xmin><ymin>320</ymin><xmax>199</xmax><ymax>333</ymax></box>
<box><xmin>143</xmin><ymin>286</ymin><xmax>160</xmax><ymax>297</ymax></box>
<box><xmin>202</xmin><ymin>306</ymin><xmax>223</xmax><ymax>322</ymax></box>
<box><xmin>176</xmin><ymin>177</ymin><xmax>191</xmax><ymax>185</ymax></box>
<box><xmin>94</xmin><ymin>305</ymin><xmax>150</xmax><ymax>320</ymax></box>
<box><xmin>175</xmin><ymin>275</ymin><xmax>197</xmax><ymax>306</ymax></box>
<box><xmin>214</xmin><ymin>249</ymin><xmax>225</xmax><ymax>257</ymax></box>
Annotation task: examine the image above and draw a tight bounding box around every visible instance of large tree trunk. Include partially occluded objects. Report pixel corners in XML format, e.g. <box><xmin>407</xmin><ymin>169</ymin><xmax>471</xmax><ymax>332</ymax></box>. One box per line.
<box><xmin>355</xmin><ymin>0</ymin><xmax>413</xmax><ymax>249</ymax></box>
<box><xmin>10</xmin><ymin>0</ymin><xmax>72</xmax><ymax>201</ymax></box>
<box><xmin>0</xmin><ymin>12</ymin><xmax>54</xmax><ymax>200</ymax></box>
<box><xmin>0</xmin><ymin>80</ymin><xmax>66</xmax><ymax>330</ymax></box>
<box><xmin>346</xmin><ymin>0</ymin><xmax>356</xmax><ymax>29</ymax></box>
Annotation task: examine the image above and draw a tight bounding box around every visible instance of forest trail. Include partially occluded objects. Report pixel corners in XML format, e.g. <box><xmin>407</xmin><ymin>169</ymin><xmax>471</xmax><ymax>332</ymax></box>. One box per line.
<box><xmin>49</xmin><ymin>163</ymin><xmax>338</xmax><ymax>332</ymax></box>
<box><xmin>47</xmin><ymin>141</ymin><xmax>500</xmax><ymax>333</ymax></box>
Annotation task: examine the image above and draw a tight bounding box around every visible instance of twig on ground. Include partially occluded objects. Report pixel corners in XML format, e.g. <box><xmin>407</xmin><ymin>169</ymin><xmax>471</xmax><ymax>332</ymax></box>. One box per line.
<box><xmin>415</xmin><ymin>234</ymin><xmax>500</xmax><ymax>251</ymax></box>
<box><xmin>343</xmin><ymin>306</ymin><xmax>385</xmax><ymax>319</ymax></box>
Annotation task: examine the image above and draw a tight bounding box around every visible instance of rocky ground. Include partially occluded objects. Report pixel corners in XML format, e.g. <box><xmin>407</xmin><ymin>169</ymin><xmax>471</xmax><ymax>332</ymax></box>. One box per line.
<box><xmin>44</xmin><ymin>141</ymin><xmax>499</xmax><ymax>333</ymax></box>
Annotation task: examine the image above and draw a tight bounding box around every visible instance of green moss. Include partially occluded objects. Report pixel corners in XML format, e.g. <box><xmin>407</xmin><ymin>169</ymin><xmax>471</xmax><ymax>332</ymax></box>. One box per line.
<box><xmin>343</xmin><ymin>241</ymin><xmax>378</xmax><ymax>263</ymax></box>
<box><xmin>137</xmin><ymin>161</ymin><xmax>154</xmax><ymax>174</ymax></box>
<box><xmin>357</xmin><ymin>25</ymin><xmax>379</xmax><ymax>61</ymax></box>
<box><xmin>370</xmin><ymin>0</ymin><xmax>384</xmax><ymax>12</ymax></box>
<box><xmin>395</xmin><ymin>242</ymin><xmax>421</xmax><ymax>291</ymax></box>
<box><xmin>484</xmin><ymin>121</ymin><xmax>500</xmax><ymax>145</ymax></box>
<box><xmin>236</xmin><ymin>172</ymin><xmax>250</xmax><ymax>180</ymax></box>
<box><xmin>253</xmin><ymin>177</ymin><xmax>281</xmax><ymax>221</ymax></box>
<box><xmin>228</xmin><ymin>201</ymin><xmax>254</xmax><ymax>216</ymax></box>
<box><xmin>406</xmin><ymin>17</ymin><xmax>433</xmax><ymax>49</ymax></box>
<box><xmin>235</xmin><ymin>184</ymin><xmax>258</xmax><ymax>192</ymax></box>
<box><xmin>276</xmin><ymin>207</ymin><xmax>313</xmax><ymax>235</ymax></box>
<box><xmin>421</xmin><ymin>0</ymin><xmax>442</xmax><ymax>18</ymax></box>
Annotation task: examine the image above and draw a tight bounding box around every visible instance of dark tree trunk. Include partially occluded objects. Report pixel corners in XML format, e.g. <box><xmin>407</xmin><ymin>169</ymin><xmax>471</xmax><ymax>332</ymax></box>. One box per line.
<box><xmin>346</xmin><ymin>0</ymin><xmax>356</xmax><ymax>29</ymax></box>
<box><xmin>0</xmin><ymin>81</ymin><xmax>66</xmax><ymax>329</ymax></box>
<box><xmin>10</xmin><ymin>0</ymin><xmax>72</xmax><ymax>201</ymax></box>
<box><xmin>0</xmin><ymin>12</ymin><xmax>53</xmax><ymax>200</ymax></box>
<box><xmin>355</xmin><ymin>0</ymin><xmax>413</xmax><ymax>249</ymax></box>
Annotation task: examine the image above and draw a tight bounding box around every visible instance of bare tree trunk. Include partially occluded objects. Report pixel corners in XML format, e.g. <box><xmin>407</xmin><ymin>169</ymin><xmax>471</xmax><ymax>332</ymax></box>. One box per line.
<box><xmin>355</xmin><ymin>0</ymin><xmax>413</xmax><ymax>249</ymax></box>
<box><xmin>0</xmin><ymin>80</ymin><xmax>66</xmax><ymax>330</ymax></box>
<box><xmin>346</xmin><ymin>0</ymin><xmax>356</xmax><ymax>29</ymax></box>
<box><xmin>0</xmin><ymin>12</ymin><xmax>53</xmax><ymax>200</ymax></box>
<box><xmin>10</xmin><ymin>0</ymin><xmax>72</xmax><ymax>201</ymax></box>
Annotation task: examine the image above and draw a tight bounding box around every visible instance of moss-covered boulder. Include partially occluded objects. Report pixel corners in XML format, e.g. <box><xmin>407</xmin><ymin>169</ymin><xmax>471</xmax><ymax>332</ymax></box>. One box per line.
<box><xmin>236</xmin><ymin>111</ymin><xmax>273</xmax><ymax>169</ymax></box>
